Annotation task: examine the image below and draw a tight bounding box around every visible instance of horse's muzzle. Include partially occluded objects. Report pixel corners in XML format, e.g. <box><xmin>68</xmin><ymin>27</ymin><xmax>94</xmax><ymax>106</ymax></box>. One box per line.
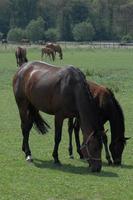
<box><xmin>89</xmin><ymin>160</ymin><xmax>102</xmax><ymax>172</ymax></box>
<box><xmin>113</xmin><ymin>159</ymin><xmax>121</xmax><ymax>166</ymax></box>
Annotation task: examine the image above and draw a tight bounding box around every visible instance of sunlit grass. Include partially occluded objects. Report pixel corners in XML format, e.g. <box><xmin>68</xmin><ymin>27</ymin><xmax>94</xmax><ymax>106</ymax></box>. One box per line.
<box><xmin>0</xmin><ymin>45</ymin><xmax>133</xmax><ymax>200</ymax></box>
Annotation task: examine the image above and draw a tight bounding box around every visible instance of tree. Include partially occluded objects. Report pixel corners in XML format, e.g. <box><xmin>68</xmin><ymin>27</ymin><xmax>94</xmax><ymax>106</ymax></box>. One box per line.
<box><xmin>9</xmin><ymin>0</ymin><xmax>38</xmax><ymax>28</ymax></box>
<box><xmin>70</xmin><ymin>0</ymin><xmax>89</xmax><ymax>24</ymax></box>
<box><xmin>73</xmin><ymin>22</ymin><xmax>95</xmax><ymax>41</ymax></box>
<box><xmin>45</xmin><ymin>28</ymin><xmax>59</xmax><ymax>42</ymax></box>
<box><xmin>58</xmin><ymin>8</ymin><xmax>73</xmax><ymax>41</ymax></box>
<box><xmin>7</xmin><ymin>27</ymin><xmax>25</xmax><ymax>42</ymax></box>
<box><xmin>26</xmin><ymin>17</ymin><xmax>45</xmax><ymax>42</ymax></box>
<box><xmin>0</xmin><ymin>0</ymin><xmax>10</xmax><ymax>34</ymax></box>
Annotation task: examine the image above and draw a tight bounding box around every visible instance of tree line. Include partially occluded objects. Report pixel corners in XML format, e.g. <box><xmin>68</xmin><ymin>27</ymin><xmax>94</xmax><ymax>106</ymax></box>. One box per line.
<box><xmin>0</xmin><ymin>0</ymin><xmax>133</xmax><ymax>42</ymax></box>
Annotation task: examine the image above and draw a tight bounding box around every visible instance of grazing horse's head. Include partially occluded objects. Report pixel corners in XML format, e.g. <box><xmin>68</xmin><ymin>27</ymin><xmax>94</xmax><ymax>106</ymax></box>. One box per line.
<box><xmin>81</xmin><ymin>131</ymin><xmax>103</xmax><ymax>172</ymax></box>
<box><xmin>109</xmin><ymin>137</ymin><xmax>130</xmax><ymax>165</ymax></box>
<box><xmin>107</xmin><ymin>89</ymin><xmax>128</xmax><ymax>165</ymax></box>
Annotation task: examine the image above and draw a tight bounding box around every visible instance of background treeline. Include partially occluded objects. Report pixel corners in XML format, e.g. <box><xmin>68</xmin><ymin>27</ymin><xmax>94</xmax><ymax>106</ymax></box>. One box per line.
<box><xmin>0</xmin><ymin>0</ymin><xmax>133</xmax><ymax>42</ymax></box>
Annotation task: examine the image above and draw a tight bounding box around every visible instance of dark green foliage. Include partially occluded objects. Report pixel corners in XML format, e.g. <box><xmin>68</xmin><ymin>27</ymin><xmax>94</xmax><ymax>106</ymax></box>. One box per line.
<box><xmin>58</xmin><ymin>8</ymin><xmax>73</xmax><ymax>41</ymax></box>
<box><xmin>26</xmin><ymin>17</ymin><xmax>45</xmax><ymax>42</ymax></box>
<box><xmin>45</xmin><ymin>28</ymin><xmax>59</xmax><ymax>42</ymax></box>
<box><xmin>7</xmin><ymin>28</ymin><xmax>25</xmax><ymax>42</ymax></box>
<box><xmin>0</xmin><ymin>0</ymin><xmax>132</xmax><ymax>41</ymax></box>
<box><xmin>73</xmin><ymin>22</ymin><xmax>95</xmax><ymax>41</ymax></box>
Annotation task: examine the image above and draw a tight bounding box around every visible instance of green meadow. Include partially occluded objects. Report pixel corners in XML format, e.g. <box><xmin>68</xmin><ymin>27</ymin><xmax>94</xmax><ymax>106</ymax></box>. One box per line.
<box><xmin>0</xmin><ymin>45</ymin><xmax>133</xmax><ymax>200</ymax></box>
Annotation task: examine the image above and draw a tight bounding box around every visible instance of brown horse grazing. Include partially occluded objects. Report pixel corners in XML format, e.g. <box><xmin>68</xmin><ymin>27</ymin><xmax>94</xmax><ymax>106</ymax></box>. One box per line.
<box><xmin>68</xmin><ymin>81</ymin><xmax>129</xmax><ymax>165</ymax></box>
<box><xmin>15</xmin><ymin>47</ymin><xmax>28</xmax><ymax>67</ymax></box>
<box><xmin>41</xmin><ymin>47</ymin><xmax>55</xmax><ymax>61</ymax></box>
<box><xmin>13</xmin><ymin>61</ymin><xmax>104</xmax><ymax>172</ymax></box>
<box><xmin>46</xmin><ymin>43</ymin><xmax>63</xmax><ymax>60</ymax></box>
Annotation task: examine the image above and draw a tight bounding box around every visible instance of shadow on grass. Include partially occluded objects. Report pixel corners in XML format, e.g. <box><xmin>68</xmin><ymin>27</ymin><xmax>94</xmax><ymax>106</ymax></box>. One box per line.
<box><xmin>121</xmin><ymin>164</ymin><xmax>133</xmax><ymax>169</ymax></box>
<box><xmin>33</xmin><ymin>158</ymin><xmax>118</xmax><ymax>178</ymax></box>
<box><xmin>102</xmin><ymin>161</ymin><xmax>133</xmax><ymax>169</ymax></box>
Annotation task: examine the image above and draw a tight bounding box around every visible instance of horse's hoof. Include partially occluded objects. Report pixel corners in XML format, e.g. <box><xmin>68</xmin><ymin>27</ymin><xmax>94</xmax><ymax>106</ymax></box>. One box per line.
<box><xmin>54</xmin><ymin>160</ymin><xmax>62</xmax><ymax>166</ymax></box>
<box><xmin>26</xmin><ymin>155</ymin><xmax>33</xmax><ymax>163</ymax></box>
<box><xmin>70</xmin><ymin>155</ymin><xmax>74</xmax><ymax>159</ymax></box>
<box><xmin>80</xmin><ymin>155</ymin><xmax>84</xmax><ymax>159</ymax></box>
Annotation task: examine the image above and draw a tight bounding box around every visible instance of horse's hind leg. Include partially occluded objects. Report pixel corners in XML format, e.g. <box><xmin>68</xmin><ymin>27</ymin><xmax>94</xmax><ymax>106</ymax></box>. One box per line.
<box><xmin>102</xmin><ymin>132</ymin><xmax>112</xmax><ymax>165</ymax></box>
<box><xmin>41</xmin><ymin>50</ymin><xmax>43</xmax><ymax>60</ymax></box>
<box><xmin>18</xmin><ymin>102</ymin><xmax>33</xmax><ymax>162</ymax></box>
<box><xmin>74</xmin><ymin>118</ymin><xmax>83</xmax><ymax>159</ymax></box>
<box><xmin>68</xmin><ymin>118</ymin><xmax>74</xmax><ymax>159</ymax></box>
<box><xmin>52</xmin><ymin>114</ymin><xmax>63</xmax><ymax>165</ymax></box>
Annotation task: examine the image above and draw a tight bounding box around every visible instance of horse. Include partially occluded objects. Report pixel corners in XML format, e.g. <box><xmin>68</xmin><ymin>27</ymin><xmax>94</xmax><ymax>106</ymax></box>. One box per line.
<box><xmin>21</xmin><ymin>38</ymin><xmax>31</xmax><ymax>45</ymax></box>
<box><xmin>1</xmin><ymin>38</ymin><xmax>8</xmax><ymax>48</ymax></box>
<box><xmin>15</xmin><ymin>47</ymin><xmax>28</xmax><ymax>67</ymax></box>
<box><xmin>68</xmin><ymin>81</ymin><xmax>129</xmax><ymax>165</ymax></box>
<box><xmin>41</xmin><ymin>47</ymin><xmax>55</xmax><ymax>61</ymax></box>
<box><xmin>46</xmin><ymin>43</ymin><xmax>63</xmax><ymax>60</ymax></box>
<box><xmin>1</xmin><ymin>38</ymin><xmax>8</xmax><ymax>44</ymax></box>
<box><xmin>38</xmin><ymin>40</ymin><xmax>46</xmax><ymax>45</ymax></box>
<box><xmin>13</xmin><ymin>61</ymin><xmax>104</xmax><ymax>172</ymax></box>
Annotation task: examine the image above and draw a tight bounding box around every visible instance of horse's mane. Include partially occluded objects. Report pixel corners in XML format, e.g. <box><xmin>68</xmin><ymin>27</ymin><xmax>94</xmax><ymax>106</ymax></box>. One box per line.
<box><xmin>75</xmin><ymin>69</ymin><xmax>101</xmax><ymax>133</ymax></box>
<box><xmin>107</xmin><ymin>88</ymin><xmax>125</xmax><ymax>139</ymax></box>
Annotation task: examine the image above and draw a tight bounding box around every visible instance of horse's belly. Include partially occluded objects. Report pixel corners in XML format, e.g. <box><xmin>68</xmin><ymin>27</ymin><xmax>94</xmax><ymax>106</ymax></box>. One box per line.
<box><xmin>28</xmin><ymin>92</ymin><xmax>76</xmax><ymax>117</ymax></box>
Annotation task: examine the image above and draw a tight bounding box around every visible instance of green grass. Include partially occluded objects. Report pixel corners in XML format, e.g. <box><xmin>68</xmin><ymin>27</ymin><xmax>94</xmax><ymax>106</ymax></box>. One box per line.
<box><xmin>0</xmin><ymin>45</ymin><xmax>133</xmax><ymax>200</ymax></box>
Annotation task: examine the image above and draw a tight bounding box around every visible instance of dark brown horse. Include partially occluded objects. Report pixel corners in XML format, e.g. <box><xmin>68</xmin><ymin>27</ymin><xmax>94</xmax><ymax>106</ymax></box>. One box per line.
<box><xmin>68</xmin><ymin>81</ymin><xmax>129</xmax><ymax>165</ymax></box>
<box><xmin>46</xmin><ymin>43</ymin><xmax>63</xmax><ymax>60</ymax></box>
<box><xmin>13</xmin><ymin>61</ymin><xmax>104</xmax><ymax>172</ymax></box>
<box><xmin>15</xmin><ymin>47</ymin><xmax>28</xmax><ymax>67</ymax></box>
<box><xmin>41</xmin><ymin>47</ymin><xmax>55</xmax><ymax>61</ymax></box>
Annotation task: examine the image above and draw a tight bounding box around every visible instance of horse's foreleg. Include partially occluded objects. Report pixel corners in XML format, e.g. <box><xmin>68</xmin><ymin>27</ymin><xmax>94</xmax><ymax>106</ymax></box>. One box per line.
<box><xmin>102</xmin><ymin>132</ymin><xmax>112</xmax><ymax>165</ymax></box>
<box><xmin>51</xmin><ymin>53</ymin><xmax>55</xmax><ymax>61</ymax></box>
<box><xmin>52</xmin><ymin>114</ymin><xmax>63</xmax><ymax>165</ymax></box>
<box><xmin>41</xmin><ymin>51</ymin><xmax>44</xmax><ymax>60</ymax></box>
<box><xmin>68</xmin><ymin>118</ymin><xmax>74</xmax><ymax>159</ymax></box>
<box><xmin>74</xmin><ymin>118</ymin><xmax>83</xmax><ymax>159</ymax></box>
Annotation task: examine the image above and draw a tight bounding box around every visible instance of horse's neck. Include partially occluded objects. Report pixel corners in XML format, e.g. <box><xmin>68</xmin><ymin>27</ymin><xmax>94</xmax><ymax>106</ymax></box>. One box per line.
<box><xmin>108</xmin><ymin>100</ymin><xmax>125</xmax><ymax>141</ymax></box>
<box><xmin>75</xmin><ymin>83</ymin><xmax>100</xmax><ymax>134</ymax></box>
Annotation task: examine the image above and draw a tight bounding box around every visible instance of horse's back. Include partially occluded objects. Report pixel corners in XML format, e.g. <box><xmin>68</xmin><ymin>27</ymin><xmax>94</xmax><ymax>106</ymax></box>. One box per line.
<box><xmin>13</xmin><ymin>61</ymin><xmax>83</xmax><ymax>115</ymax></box>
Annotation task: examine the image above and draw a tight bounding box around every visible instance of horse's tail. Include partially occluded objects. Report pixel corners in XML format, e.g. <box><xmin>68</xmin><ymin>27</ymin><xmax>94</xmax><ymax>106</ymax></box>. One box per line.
<box><xmin>29</xmin><ymin>104</ymin><xmax>50</xmax><ymax>134</ymax></box>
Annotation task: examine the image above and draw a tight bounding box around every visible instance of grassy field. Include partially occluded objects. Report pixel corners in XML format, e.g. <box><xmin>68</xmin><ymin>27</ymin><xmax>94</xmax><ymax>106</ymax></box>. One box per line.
<box><xmin>0</xmin><ymin>45</ymin><xmax>133</xmax><ymax>200</ymax></box>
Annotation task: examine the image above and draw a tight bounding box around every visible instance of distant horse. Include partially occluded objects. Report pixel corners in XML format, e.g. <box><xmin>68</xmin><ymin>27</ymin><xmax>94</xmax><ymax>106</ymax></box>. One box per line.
<box><xmin>41</xmin><ymin>47</ymin><xmax>55</xmax><ymax>61</ymax></box>
<box><xmin>68</xmin><ymin>81</ymin><xmax>129</xmax><ymax>165</ymax></box>
<box><xmin>13</xmin><ymin>61</ymin><xmax>104</xmax><ymax>172</ymax></box>
<box><xmin>1</xmin><ymin>38</ymin><xmax>8</xmax><ymax>44</ymax></box>
<box><xmin>46</xmin><ymin>43</ymin><xmax>63</xmax><ymax>59</ymax></box>
<box><xmin>38</xmin><ymin>40</ymin><xmax>46</xmax><ymax>45</ymax></box>
<box><xmin>15</xmin><ymin>47</ymin><xmax>28</xmax><ymax>67</ymax></box>
<box><xmin>1</xmin><ymin>38</ymin><xmax>8</xmax><ymax>48</ymax></box>
<box><xmin>21</xmin><ymin>38</ymin><xmax>31</xmax><ymax>45</ymax></box>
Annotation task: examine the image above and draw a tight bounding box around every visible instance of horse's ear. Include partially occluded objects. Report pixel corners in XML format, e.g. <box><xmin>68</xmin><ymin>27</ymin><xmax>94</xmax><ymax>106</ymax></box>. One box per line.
<box><xmin>124</xmin><ymin>137</ymin><xmax>131</xmax><ymax>140</ymax></box>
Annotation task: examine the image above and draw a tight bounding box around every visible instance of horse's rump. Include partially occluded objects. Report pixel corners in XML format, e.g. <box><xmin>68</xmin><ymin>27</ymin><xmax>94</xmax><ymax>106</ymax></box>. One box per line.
<box><xmin>15</xmin><ymin>47</ymin><xmax>28</xmax><ymax>67</ymax></box>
